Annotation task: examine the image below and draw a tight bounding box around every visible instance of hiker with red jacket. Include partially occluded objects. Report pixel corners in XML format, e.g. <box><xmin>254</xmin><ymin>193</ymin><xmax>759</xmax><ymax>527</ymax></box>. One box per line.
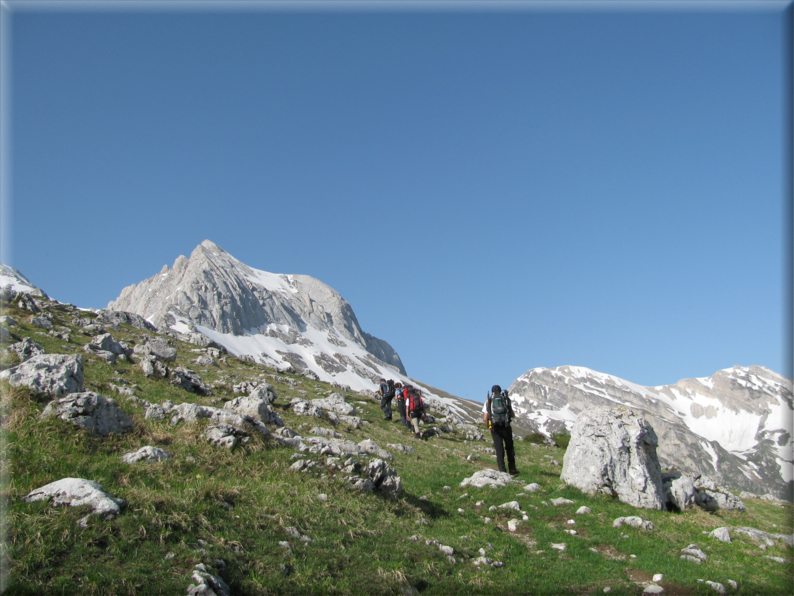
<box><xmin>483</xmin><ymin>385</ymin><xmax>518</xmax><ymax>475</ymax></box>
<box><xmin>406</xmin><ymin>386</ymin><xmax>427</xmax><ymax>439</ymax></box>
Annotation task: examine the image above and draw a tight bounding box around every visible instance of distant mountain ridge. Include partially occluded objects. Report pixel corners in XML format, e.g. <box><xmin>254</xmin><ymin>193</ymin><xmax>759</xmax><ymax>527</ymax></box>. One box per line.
<box><xmin>508</xmin><ymin>365</ymin><xmax>794</xmax><ymax>501</ymax></box>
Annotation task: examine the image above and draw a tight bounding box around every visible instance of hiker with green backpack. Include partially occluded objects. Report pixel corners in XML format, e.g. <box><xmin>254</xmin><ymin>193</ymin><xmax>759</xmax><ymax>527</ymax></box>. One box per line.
<box><xmin>482</xmin><ymin>385</ymin><xmax>518</xmax><ymax>476</ymax></box>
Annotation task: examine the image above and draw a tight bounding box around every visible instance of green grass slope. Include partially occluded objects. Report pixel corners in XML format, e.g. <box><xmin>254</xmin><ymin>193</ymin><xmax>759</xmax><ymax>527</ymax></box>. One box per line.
<box><xmin>1</xmin><ymin>299</ymin><xmax>792</xmax><ymax>595</ymax></box>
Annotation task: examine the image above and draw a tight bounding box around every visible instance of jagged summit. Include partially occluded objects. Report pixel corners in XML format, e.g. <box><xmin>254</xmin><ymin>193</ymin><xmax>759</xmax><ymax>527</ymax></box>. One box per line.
<box><xmin>508</xmin><ymin>364</ymin><xmax>793</xmax><ymax>501</ymax></box>
<box><xmin>107</xmin><ymin>240</ymin><xmax>407</xmax><ymax>383</ymax></box>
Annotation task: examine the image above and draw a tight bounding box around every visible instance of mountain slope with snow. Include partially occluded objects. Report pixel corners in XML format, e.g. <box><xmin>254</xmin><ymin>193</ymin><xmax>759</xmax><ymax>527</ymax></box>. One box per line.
<box><xmin>0</xmin><ymin>263</ymin><xmax>47</xmax><ymax>297</ymax></box>
<box><xmin>509</xmin><ymin>365</ymin><xmax>793</xmax><ymax>500</ymax></box>
<box><xmin>107</xmin><ymin>240</ymin><xmax>480</xmax><ymax>422</ymax></box>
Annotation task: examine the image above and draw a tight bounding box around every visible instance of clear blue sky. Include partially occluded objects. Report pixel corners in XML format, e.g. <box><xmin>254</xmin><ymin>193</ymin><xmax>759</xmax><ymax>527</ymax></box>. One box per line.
<box><xmin>4</xmin><ymin>1</ymin><xmax>790</xmax><ymax>401</ymax></box>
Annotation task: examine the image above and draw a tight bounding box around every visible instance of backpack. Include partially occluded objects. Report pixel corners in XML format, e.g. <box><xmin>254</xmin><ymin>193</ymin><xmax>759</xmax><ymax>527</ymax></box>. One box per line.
<box><xmin>408</xmin><ymin>389</ymin><xmax>424</xmax><ymax>414</ymax></box>
<box><xmin>489</xmin><ymin>391</ymin><xmax>510</xmax><ymax>426</ymax></box>
<box><xmin>385</xmin><ymin>379</ymin><xmax>395</xmax><ymax>399</ymax></box>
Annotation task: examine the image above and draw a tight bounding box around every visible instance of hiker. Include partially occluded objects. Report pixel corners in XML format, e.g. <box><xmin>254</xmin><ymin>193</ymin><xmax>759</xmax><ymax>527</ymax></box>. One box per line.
<box><xmin>379</xmin><ymin>378</ymin><xmax>395</xmax><ymax>421</ymax></box>
<box><xmin>394</xmin><ymin>382</ymin><xmax>409</xmax><ymax>428</ymax></box>
<box><xmin>407</xmin><ymin>386</ymin><xmax>427</xmax><ymax>439</ymax></box>
<box><xmin>483</xmin><ymin>385</ymin><xmax>518</xmax><ymax>475</ymax></box>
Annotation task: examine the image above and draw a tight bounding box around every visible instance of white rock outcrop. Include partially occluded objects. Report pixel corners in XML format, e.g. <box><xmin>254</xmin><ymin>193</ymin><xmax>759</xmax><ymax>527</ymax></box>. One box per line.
<box><xmin>40</xmin><ymin>392</ymin><xmax>134</xmax><ymax>436</ymax></box>
<box><xmin>121</xmin><ymin>446</ymin><xmax>172</xmax><ymax>464</ymax></box>
<box><xmin>24</xmin><ymin>478</ymin><xmax>125</xmax><ymax>520</ymax></box>
<box><xmin>0</xmin><ymin>354</ymin><xmax>84</xmax><ymax>398</ymax></box>
<box><xmin>460</xmin><ymin>469</ymin><xmax>514</xmax><ymax>489</ymax></box>
<box><xmin>560</xmin><ymin>406</ymin><xmax>665</xmax><ymax>510</ymax></box>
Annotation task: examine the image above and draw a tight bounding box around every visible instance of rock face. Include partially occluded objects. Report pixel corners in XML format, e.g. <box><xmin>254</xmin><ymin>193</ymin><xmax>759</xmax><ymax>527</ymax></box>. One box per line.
<box><xmin>509</xmin><ymin>364</ymin><xmax>794</xmax><ymax>501</ymax></box>
<box><xmin>24</xmin><ymin>478</ymin><xmax>125</xmax><ymax>520</ymax></box>
<box><xmin>561</xmin><ymin>407</ymin><xmax>665</xmax><ymax>510</ymax></box>
<box><xmin>40</xmin><ymin>392</ymin><xmax>134</xmax><ymax>436</ymax></box>
<box><xmin>106</xmin><ymin>240</ymin><xmax>405</xmax><ymax>385</ymax></box>
<box><xmin>0</xmin><ymin>354</ymin><xmax>84</xmax><ymax>398</ymax></box>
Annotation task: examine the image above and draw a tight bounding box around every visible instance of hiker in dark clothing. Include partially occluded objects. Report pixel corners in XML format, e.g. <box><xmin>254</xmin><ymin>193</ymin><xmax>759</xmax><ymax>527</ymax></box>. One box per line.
<box><xmin>379</xmin><ymin>378</ymin><xmax>395</xmax><ymax>421</ymax></box>
<box><xmin>394</xmin><ymin>382</ymin><xmax>409</xmax><ymax>428</ymax></box>
<box><xmin>483</xmin><ymin>384</ymin><xmax>518</xmax><ymax>475</ymax></box>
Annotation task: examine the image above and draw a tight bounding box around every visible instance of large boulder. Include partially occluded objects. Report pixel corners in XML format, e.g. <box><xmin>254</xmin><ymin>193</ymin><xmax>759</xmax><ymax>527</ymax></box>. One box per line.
<box><xmin>0</xmin><ymin>354</ymin><xmax>84</xmax><ymax>398</ymax></box>
<box><xmin>24</xmin><ymin>478</ymin><xmax>125</xmax><ymax>521</ymax></box>
<box><xmin>560</xmin><ymin>406</ymin><xmax>665</xmax><ymax>510</ymax></box>
<box><xmin>40</xmin><ymin>392</ymin><xmax>134</xmax><ymax>436</ymax></box>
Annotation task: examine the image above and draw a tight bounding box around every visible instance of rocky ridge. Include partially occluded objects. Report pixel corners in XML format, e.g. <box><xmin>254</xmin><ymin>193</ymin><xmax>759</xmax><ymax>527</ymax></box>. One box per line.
<box><xmin>508</xmin><ymin>365</ymin><xmax>794</xmax><ymax>501</ymax></box>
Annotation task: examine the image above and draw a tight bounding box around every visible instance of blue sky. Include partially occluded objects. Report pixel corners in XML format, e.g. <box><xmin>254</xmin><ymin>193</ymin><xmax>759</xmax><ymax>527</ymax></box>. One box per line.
<box><xmin>4</xmin><ymin>1</ymin><xmax>790</xmax><ymax>401</ymax></box>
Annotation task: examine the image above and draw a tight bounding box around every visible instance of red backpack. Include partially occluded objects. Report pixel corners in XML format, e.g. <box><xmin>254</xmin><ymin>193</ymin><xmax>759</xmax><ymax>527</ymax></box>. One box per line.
<box><xmin>408</xmin><ymin>389</ymin><xmax>424</xmax><ymax>414</ymax></box>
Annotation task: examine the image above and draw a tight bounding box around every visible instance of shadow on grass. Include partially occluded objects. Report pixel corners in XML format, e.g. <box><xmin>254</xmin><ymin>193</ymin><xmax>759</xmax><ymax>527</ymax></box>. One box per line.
<box><xmin>403</xmin><ymin>494</ymin><xmax>451</xmax><ymax>520</ymax></box>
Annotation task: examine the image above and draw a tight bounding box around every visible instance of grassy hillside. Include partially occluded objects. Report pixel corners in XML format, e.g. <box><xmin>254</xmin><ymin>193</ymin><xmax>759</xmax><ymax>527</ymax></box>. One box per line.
<box><xmin>1</xmin><ymin>300</ymin><xmax>792</xmax><ymax>595</ymax></box>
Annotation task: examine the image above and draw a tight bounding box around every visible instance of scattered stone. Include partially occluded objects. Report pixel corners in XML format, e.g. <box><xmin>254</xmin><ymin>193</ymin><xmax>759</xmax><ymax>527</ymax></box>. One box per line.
<box><xmin>523</xmin><ymin>483</ymin><xmax>540</xmax><ymax>492</ymax></box>
<box><xmin>30</xmin><ymin>316</ymin><xmax>53</xmax><ymax>330</ymax></box>
<box><xmin>497</xmin><ymin>501</ymin><xmax>522</xmax><ymax>511</ymax></box>
<box><xmin>363</xmin><ymin>458</ymin><xmax>403</xmax><ymax>499</ymax></box>
<box><xmin>561</xmin><ymin>406</ymin><xmax>665</xmax><ymax>510</ymax></box>
<box><xmin>727</xmin><ymin>580</ymin><xmax>737</xmax><ymax>590</ymax></box>
<box><xmin>144</xmin><ymin>403</ymin><xmax>167</xmax><ymax>420</ymax></box>
<box><xmin>731</xmin><ymin>526</ymin><xmax>793</xmax><ymax>547</ymax></box>
<box><xmin>134</xmin><ymin>337</ymin><xmax>177</xmax><ymax>362</ymax></box>
<box><xmin>709</xmin><ymin>527</ymin><xmax>731</xmax><ymax>543</ymax></box>
<box><xmin>764</xmin><ymin>556</ymin><xmax>788</xmax><ymax>564</ymax></box>
<box><xmin>551</xmin><ymin>498</ymin><xmax>575</xmax><ymax>506</ymax></box>
<box><xmin>613</xmin><ymin>516</ymin><xmax>654</xmax><ymax>531</ymax></box>
<box><xmin>652</xmin><ymin>573</ymin><xmax>663</xmax><ymax>583</ymax></box>
<box><xmin>0</xmin><ymin>353</ymin><xmax>84</xmax><ymax>398</ymax></box>
<box><xmin>388</xmin><ymin>443</ymin><xmax>417</xmax><ymax>455</ymax></box>
<box><xmin>679</xmin><ymin>544</ymin><xmax>707</xmax><ymax>563</ymax></box>
<box><xmin>357</xmin><ymin>439</ymin><xmax>394</xmax><ymax>461</ymax></box>
<box><xmin>551</xmin><ymin>543</ymin><xmax>566</xmax><ymax>551</ymax></box>
<box><xmin>40</xmin><ymin>392</ymin><xmax>133</xmax><ymax>436</ymax></box>
<box><xmin>7</xmin><ymin>337</ymin><xmax>45</xmax><ymax>362</ymax></box>
<box><xmin>24</xmin><ymin>478</ymin><xmax>125</xmax><ymax>523</ymax></box>
<box><xmin>205</xmin><ymin>424</ymin><xmax>250</xmax><ymax>449</ymax></box>
<box><xmin>576</xmin><ymin>506</ymin><xmax>591</xmax><ymax>515</ymax></box>
<box><xmin>643</xmin><ymin>585</ymin><xmax>664</xmax><ymax>594</ymax></box>
<box><xmin>223</xmin><ymin>393</ymin><xmax>282</xmax><ymax>426</ymax></box>
<box><xmin>170</xmin><ymin>367</ymin><xmax>211</xmax><ymax>396</ymax></box>
<box><xmin>187</xmin><ymin>563</ymin><xmax>230</xmax><ymax>596</ymax></box>
<box><xmin>0</xmin><ymin>315</ymin><xmax>17</xmax><ymax>326</ymax></box>
<box><xmin>121</xmin><ymin>446</ymin><xmax>172</xmax><ymax>464</ymax></box>
<box><xmin>704</xmin><ymin>581</ymin><xmax>726</xmax><ymax>595</ymax></box>
<box><xmin>507</xmin><ymin>519</ymin><xmax>521</xmax><ymax>532</ymax></box>
<box><xmin>140</xmin><ymin>355</ymin><xmax>168</xmax><ymax>378</ymax></box>
<box><xmin>460</xmin><ymin>469</ymin><xmax>514</xmax><ymax>489</ymax></box>
<box><xmin>311</xmin><ymin>392</ymin><xmax>357</xmax><ymax>416</ymax></box>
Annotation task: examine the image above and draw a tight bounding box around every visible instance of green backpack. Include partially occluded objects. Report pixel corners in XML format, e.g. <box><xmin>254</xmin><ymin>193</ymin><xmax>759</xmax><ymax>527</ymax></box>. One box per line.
<box><xmin>490</xmin><ymin>391</ymin><xmax>510</xmax><ymax>426</ymax></box>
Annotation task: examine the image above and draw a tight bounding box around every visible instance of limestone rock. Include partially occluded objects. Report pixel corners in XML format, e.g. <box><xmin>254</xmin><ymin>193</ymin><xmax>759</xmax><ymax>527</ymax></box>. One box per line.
<box><xmin>0</xmin><ymin>354</ymin><xmax>84</xmax><ymax>398</ymax></box>
<box><xmin>24</xmin><ymin>477</ymin><xmax>125</xmax><ymax>520</ymax></box>
<box><xmin>561</xmin><ymin>406</ymin><xmax>665</xmax><ymax>510</ymax></box>
<box><xmin>364</xmin><ymin>458</ymin><xmax>403</xmax><ymax>499</ymax></box>
<box><xmin>249</xmin><ymin>383</ymin><xmax>277</xmax><ymax>404</ymax></box>
<box><xmin>695</xmin><ymin>487</ymin><xmax>746</xmax><ymax>512</ymax></box>
<box><xmin>709</xmin><ymin>527</ymin><xmax>731</xmax><ymax>543</ymax></box>
<box><xmin>169</xmin><ymin>402</ymin><xmax>270</xmax><ymax>436</ymax></box>
<box><xmin>121</xmin><ymin>446</ymin><xmax>172</xmax><ymax>464</ymax></box>
<box><xmin>170</xmin><ymin>367</ymin><xmax>211</xmax><ymax>396</ymax></box>
<box><xmin>223</xmin><ymin>394</ymin><xmax>282</xmax><ymax>426</ymax></box>
<box><xmin>311</xmin><ymin>392</ymin><xmax>357</xmax><ymax>416</ymax></box>
<box><xmin>612</xmin><ymin>516</ymin><xmax>655</xmax><ymax>531</ymax></box>
<box><xmin>30</xmin><ymin>316</ymin><xmax>53</xmax><ymax>330</ymax></box>
<box><xmin>7</xmin><ymin>337</ymin><xmax>45</xmax><ymax>362</ymax></box>
<box><xmin>140</xmin><ymin>355</ymin><xmax>168</xmax><ymax>378</ymax></box>
<box><xmin>290</xmin><ymin>398</ymin><xmax>326</xmax><ymax>418</ymax></box>
<box><xmin>523</xmin><ymin>483</ymin><xmax>540</xmax><ymax>492</ymax></box>
<box><xmin>357</xmin><ymin>439</ymin><xmax>393</xmax><ymax>461</ymax></box>
<box><xmin>205</xmin><ymin>424</ymin><xmax>249</xmax><ymax>449</ymax></box>
<box><xmin>187</xmin><ymin>563</ymin><xmax>230</xmax><ymax>596</ymax></box>
<box><xmin>679</xmin><ymin>544</ymin><xmax>707</xmax><ymax>563</ymax></box>
<box><xmin>460</xmin><ymin>469</ymin><xmax>514</xmax><ymax>489</ymax></box>
<box><xmin>40</xmin><ymin>392</ymin><xmax>134</xmax><ymax>436</ymax></box>
<box><xmin>662</xmin><ymin>471</ymin><xmax>697</xmax><ymax>511</ymax></box>
<box><xmin>88</xmin><ymin>333</ymin><xmax>132</xmax><ymax>357</ymax></box>
<box><xmin>97</xmin><ymin>310</ymin><xmax>157</xmax><ymax>331</ymax></box>
<box><xmin>387</xmin><ymin>443</ymin><xmax>417</xmax><ymax>455</ymax></box>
